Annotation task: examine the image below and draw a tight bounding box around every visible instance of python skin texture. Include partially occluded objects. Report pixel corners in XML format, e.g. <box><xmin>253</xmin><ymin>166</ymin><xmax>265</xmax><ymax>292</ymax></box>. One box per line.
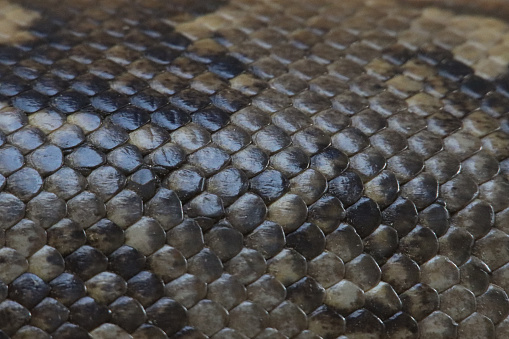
<box><xmin>0</xmin><ymin>0</ymin><xmax>508</xmax><ymax>338</ymax></box>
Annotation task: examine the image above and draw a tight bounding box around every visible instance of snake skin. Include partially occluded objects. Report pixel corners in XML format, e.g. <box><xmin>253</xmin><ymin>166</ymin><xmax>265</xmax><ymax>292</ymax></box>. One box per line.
<box><xmin>0</xmin><ymin>0</ymin><xmax>509</xmax><ymax>338</ymax></box>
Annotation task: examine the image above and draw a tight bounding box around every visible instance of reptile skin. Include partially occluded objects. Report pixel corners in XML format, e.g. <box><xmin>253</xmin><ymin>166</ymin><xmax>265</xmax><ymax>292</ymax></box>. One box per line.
<box><xmin>0</xmin><ymin>0</ymin><xmax>509</xmax><ymax>338</ymax></box>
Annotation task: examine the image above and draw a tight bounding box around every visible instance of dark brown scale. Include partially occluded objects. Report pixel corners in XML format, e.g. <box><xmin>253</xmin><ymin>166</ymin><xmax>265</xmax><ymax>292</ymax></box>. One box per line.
<box><xmin>131</xmin><ymin>324</ymin><xmax>168</xmax><ymax>339</ymax></box>
<box><xmin>351</xmin><ymin>109</ymin><xmax>386</xmax><ymax>136</ymax></box>
<box><xmin>109</xmin><ymin>296</ymin><xmax>147</xmax><ymax>332</ymax></box>
<box><xmin>90</xmin><ymin>59</ymin><xmax>126</xmax><ymax>81</ymax></box>
<box><xmin>130</xmin><ymin>89</ymin><xmax>168</xmax><ymax>112</ymax></box>
<box><xmin>345</xmin><ymin>309</ymin><xmax>385</xmax><ymax>338</ymax></box>
<box><xmin>253</xmin><ymin>88</ymin><xmax>293</xmax><ymax>113</ymax></box>
<box><xmin>9</xmin><ymin>273</ymin><xmax>49</xmax><ymax>309</ymax></box>
<box><xmin>250</xmin><ymin>57</ymin><xmax>288</xmax><ymax>81</ymax></box>
<box><xmin>245</xmin><ymin>221</ymin><xmax>284</xmax><ymax>259</ymax></box>
<box><xmin>270</xmin><ymin>146</ymin><xmax>309</xmax><ymax>178</ymax></box>
<box><xmin>6</xmin><ymin>167</ymin><xmax>43</xmax><ymax>201</ymax></box>
<box><xmin>48</xmin><ymin>273</ymin><xmax>85</xmax><ymax>308</ymax></box>
<box><xmin>28</xmin><ymin>198</ymin><xmax>66</xmax><ymax>235</ymax></box>
<box><xmin>212</xmin><ymin>125</ymin><xmax>251</xmax><ymax>153</ymax></box>
<box><xmin>169</xmin><ymin>56</ymin><xmax>207</xmax><ymax>79</ymax></box>
<box><xmin>128</xmin><ymin>59</ymin><xmax>162</xmax><ymax>80</ymax></box>
<box><xmin>188</xmin><ymin>146</ymin><xmax>230</xmax><ymax>176</ymax></box>
<box><xmin>8</xmin><ymin>127</ymin><xmax>45</xmax><ymax>155</ymax></box>
<box><xmin>151</xmin><ymin>105</ymin><xmax>191</xmax><ymax>131</ymax></box>
<box><xmin>363</xmin><ymin>225</ymin><xmax>399</xmax><ymax>264</ymax></box>
<box><xmin>328</xmin><ymin>170</ymin><xmax>364</xmax><ymax>207</ymax></box>
<box><xmin>11</xmin><ymin>90</ymin><xmax>48</xmax><ymax>113</ymax></box>
<box><xmin>34</xmin><ymin>74</ymin><xmax>68</xmax><ymax>95</ymax></box>
<box><xmin>126</xmin><ymin>270</ymin><xmax>164</xmax><ymax>307</ymax></box>
<box><xmin>425</xmin><ymin>151</ymin><xmax>461</xmax><ymax>184</ymax></box>
<box><xmin>443</xmin><ymin>91</ymin><xmax>479</xmax><ymax>119</ymax></box>
<box><xmin>401</xmin><ymin>173</ymin><xmax>438</xmax><ymax>209</ymax></box>
<box><xmin>0</xmin><ymin>75</ymin><xmax>30</xmax><ymax>96</ymax></box>
<box><xmin>369</xmin><ymin>91</ymin><xmax>408</xmax><ymax>117</ymax></box>
<box><xmin>86</xmin><ymin>219</ymin><xmax>125</xmax><ymax>255</ymax></box>
<box><xmin>383</xmin><ymin>44</ymin><xmax>414</xmax><ymax>66</ymax></box>
<box><xmin>292</xmin><ymin>127</ymin><xmax>331</xmax><ymax>155</ymax></box>
<box><xmin>271</xmin><ymin>73</ymin><xmax>308</xmax><ymax>96</ymax></box>
<box><xmin>106</xmin><ymin>144</ymin><xmax>143</xmax><ymax>172</ymax></box>
<box><xmin>250</xmin><ymin>169</ymin><xmax>289</xmax><ymax>203</ymax></box>
<box><xmin>286</xmin><ymin>223</ymin><xmax>326</xmax><ymax>260</ymax></box>
<box><xmin>52</xmin><ymin>323</ymin><xmax>90</xmax><ymax>339</ymax></box>
<box><xmin>310</xmin><ymin>147</ymin><xmax>349</xmax><ymax>180</ymax></box>
<box><xmin>125</xmin><ymin>168</ymin><xmax>157</xmax><ymax>201</ymax></box>
<box><xmin>48</xmin><ymin>123</ymin><xmax>86</xmax><ymax>150</ymax></box>
<box><xmin>438</xmin><ymin>59</ymin><xmax>473</xmax><ymax>82</ymax></box>
<box><xmin>212</xmin><ymin>88</ymin><xmax>250</xmax><ymax>113</ymax></box>
<box><xmin>71</xmin><ymin>74</ymin><xmax>110</xmax><ymax>96</ymax></box>
<box><xmin>30</xmin><ymin>297</ymin><xmax>70</xmax><ymax>333</ymax></box>
<box><xmin>364</xmin><ymin>282</ymin><xmax>402</xmax><ymax>320</ymax></box>
<box><xmin>205</xmin><ymin>226</ymin><xmax>243</xmax><ymax>261</ymax></box>
<box><xmin>268</xmin><ymin>194</ymin><xmax>308</xmax><ymax>233</ymax></box>
<box><xmin>91</xmin><ymin>90</ymin><xmax>129</xmax><ymax>113</ymax></box>
<box><xmin>69</xmin><ymin>297</ymin><xmax>111</xmax><ymax>331</ymax></box>
<box><xmin>171</xmin><ymin>123</ymin><xmax>211</xmax><ymax>153</ymax></box>
<box><xmin>65</xmin><ymin>246</ymin><xmax>108</xmax><ymax>280</ymax></box>
<box><xmin>371</xmin><ymin>130</ymin><xmax>408</xmax><ymax>158</ymax></box>
<box><xmin>293</xmin><ymin>91</ymin><xmax>331</xmax><ymax>115</ymax></box>
<box><xmin>110</xmin><ymin>73</ymin><xmax>147</xmax><ymax>95</ymax></box>
<box><xmin>146</xmin><ymin>298</ymin><xmax>188</xmax><ymax>336</ymax></box>
<box><xmin>349</xmin><ymin>147</ymin><xmax>386</xmax><ymax>180</ymax></box>
<box><xmin>49</xmin><ymin>58</ymin><xmax>86</xmax><ymax>81</ymax></box>
<box><xmin>408</xmin><ymin>130</ymin><xmax>444</xmax><ymax>159</ymax></box>
<box><xmin>192</xmin><ymin>107</ymin><xmax>230</xmax><ymax>132</ymax></box>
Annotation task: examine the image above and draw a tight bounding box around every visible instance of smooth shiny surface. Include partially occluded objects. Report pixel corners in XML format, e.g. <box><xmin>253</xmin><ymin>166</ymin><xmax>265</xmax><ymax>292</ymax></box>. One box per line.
<box><xmin>0</xmin><ymin>0</ymin><xmax>508</xmax><ymax>338</ymax></box>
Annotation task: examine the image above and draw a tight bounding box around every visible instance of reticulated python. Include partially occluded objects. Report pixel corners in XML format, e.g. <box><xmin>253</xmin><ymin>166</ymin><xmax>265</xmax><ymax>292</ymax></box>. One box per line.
<box><xmin>0</xmin><ymin>0</ymin><xmax>508</xmax><ymax>338</ymax></box>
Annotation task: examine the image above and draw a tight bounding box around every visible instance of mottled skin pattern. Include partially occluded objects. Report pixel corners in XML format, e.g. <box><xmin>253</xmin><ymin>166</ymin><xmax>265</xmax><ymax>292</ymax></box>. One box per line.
<box><xmin>0</xmin><ymin>0</ymin><xmax>508</xmax><ymax>338</ymax></box>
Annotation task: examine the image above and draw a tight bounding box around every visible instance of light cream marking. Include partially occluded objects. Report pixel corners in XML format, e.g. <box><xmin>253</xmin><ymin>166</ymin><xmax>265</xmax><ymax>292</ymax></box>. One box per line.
<box><xmin>0</xmin><ymin>1</ymin><xmax>40</xmax><ymax>43</ymax></box>
<box><xmin>402</xmin><ymin>6</ymin><xmax>509</xmax><ymax>80</ymax></box>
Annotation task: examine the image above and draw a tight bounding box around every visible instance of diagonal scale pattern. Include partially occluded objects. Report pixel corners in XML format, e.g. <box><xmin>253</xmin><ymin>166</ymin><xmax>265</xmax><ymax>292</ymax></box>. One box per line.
<box><xmin>0</xmin><ymin>0</ymin><xmax>508</xmax><ymax>338</ymax></box>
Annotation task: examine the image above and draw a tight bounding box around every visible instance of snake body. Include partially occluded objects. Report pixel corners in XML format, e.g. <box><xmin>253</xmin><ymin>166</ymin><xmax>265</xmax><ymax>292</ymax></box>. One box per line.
<box><xmin>0</xmin><ymin>0</ymin><xmax>508</xmax><ymax>338</ymax></box>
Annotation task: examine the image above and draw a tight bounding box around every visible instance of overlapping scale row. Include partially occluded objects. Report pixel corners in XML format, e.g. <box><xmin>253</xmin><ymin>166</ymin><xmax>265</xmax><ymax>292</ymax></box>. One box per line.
<box><xmin>0</xmin><ymin>0</ymin><xmax>508</xmax><ymax>338</ymax></box>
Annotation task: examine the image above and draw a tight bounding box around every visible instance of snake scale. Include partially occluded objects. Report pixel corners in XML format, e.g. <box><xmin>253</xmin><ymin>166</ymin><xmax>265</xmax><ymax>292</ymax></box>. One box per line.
<box><xmin>0</xmin><ymin>0</ymin><xmax>508</xmax><ymax>338</ymax></box>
